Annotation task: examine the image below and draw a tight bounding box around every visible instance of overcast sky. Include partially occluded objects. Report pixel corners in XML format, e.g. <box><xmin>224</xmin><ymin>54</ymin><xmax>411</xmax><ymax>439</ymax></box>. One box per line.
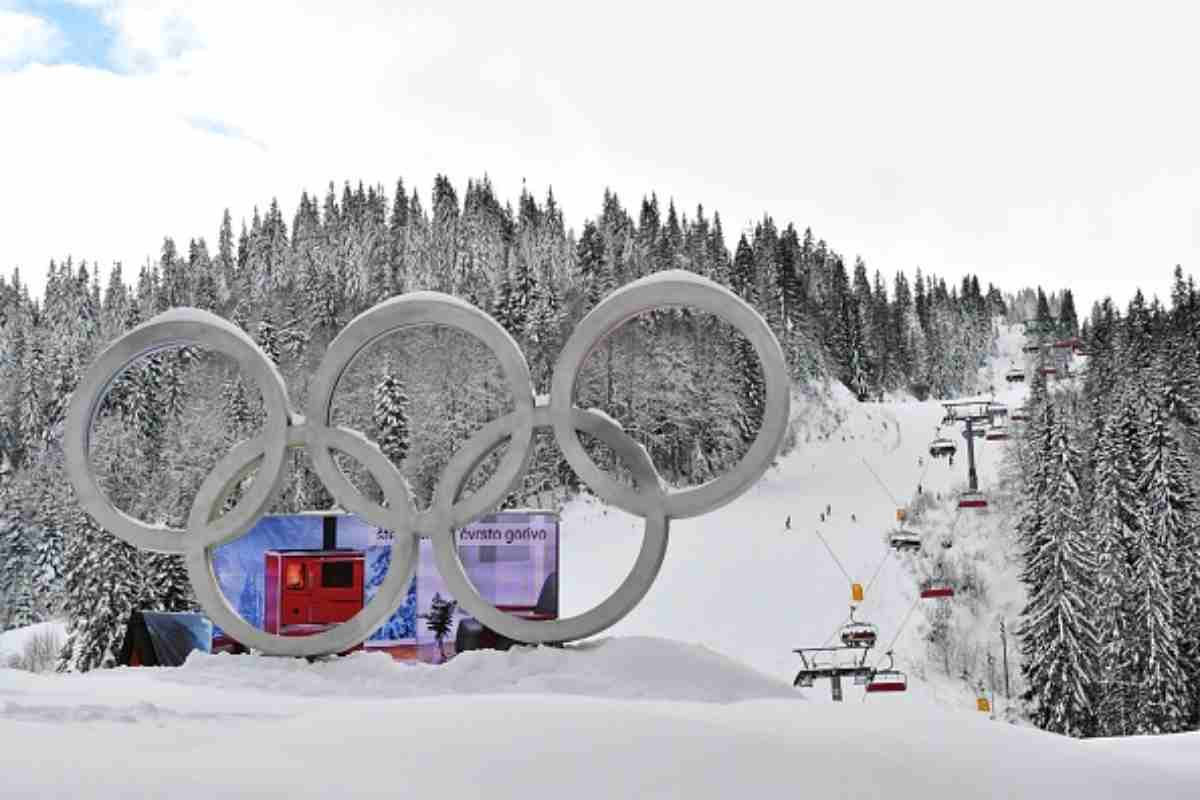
<box><xmin>1</xmin><ymin>1</ymin><xmax>1197</xmax><ymax>314</ymax></box>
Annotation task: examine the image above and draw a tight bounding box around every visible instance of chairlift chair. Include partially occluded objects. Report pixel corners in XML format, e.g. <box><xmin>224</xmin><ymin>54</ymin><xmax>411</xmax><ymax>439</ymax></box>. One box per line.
<box><xmin>1039</xmin><ymin>366</ymin><xmax>1058</xmax><ymax>377</ymax></box>
<box><xmin>919</xmin><ymin>577</ymin><xmax>955</xmax><ymax>599</ymax></box>
<box><xmin>958</xmin><ymin>490</ymin><xmax>988</xmax><ymax>509</ymax></box>
<box><xmin>840</xmin><ymin>608</ymin><xmax>879</xmax><ymax>649</ymax></box>
<box><xmin>865</xmin><ymin>651</ymin><xmax>908</xmax><ymax>693</ymax></box>
<box><xmin>929</xmin><ymin>437</ymin><xmax>957</xmax><ymax>458</ymax></box>
<box><xmin>889</xmin><ymin>529</ymin><xmax>922</xmax><ymax>552</ymax></box>
<box><xmin>985</xmin><ymin>426</ymin><xmax>1009</xmax><ymax>442</ymax></box>
<box><xmin>1005</xmin><ymin>368</ymin><xmax>1026</xmax><ymax>383</ymax></box>
<box><xmin>1009</xmin><ymin>407</ymin><xmax>1030</xmax><ymax>423</ymax></box>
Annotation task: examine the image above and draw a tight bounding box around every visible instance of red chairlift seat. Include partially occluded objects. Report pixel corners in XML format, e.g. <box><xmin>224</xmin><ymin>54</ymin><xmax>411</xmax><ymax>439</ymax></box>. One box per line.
<box><xmin>958</xmin><ymin>491</ymin><xmax>987</xmax><ymax>509</ymax></box>
<box><xmin>919</xmin><ymin>578</ymin><xmax>955</xmax><ymax>599</ymax></box>
<box><xmin>1010</xmin><ymin>408</ymin><xmax>1030</xmax><ymax>423</ymax></box>
<box><xmin>1039</xmin><ymin>366</ymin><xmax>1058</xmax><ymax>377</ymax></box>
<box><xmin>865</xmin><ymin>669</ymin><xmax>908</xmax><ymax>693</ymax></box>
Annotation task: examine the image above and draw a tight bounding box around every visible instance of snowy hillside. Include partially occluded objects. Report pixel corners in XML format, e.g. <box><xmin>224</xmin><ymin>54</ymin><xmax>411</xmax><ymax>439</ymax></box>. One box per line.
<box><xmin>5</xmin><ymin>321</ymin><xmax>1197</xmax><ymax>797</ymax></box>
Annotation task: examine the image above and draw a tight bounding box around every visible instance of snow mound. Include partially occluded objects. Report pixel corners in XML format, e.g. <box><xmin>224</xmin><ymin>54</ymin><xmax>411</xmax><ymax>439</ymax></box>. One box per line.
<box><xmin>161</xmin><ymin>636</ymin><xmax>798</xmax><ymax>703</ymax></box>
<box><xmin>0</xmin><ymin>621</ymin><xmax>66</xmax><ymax>662</ymax></box>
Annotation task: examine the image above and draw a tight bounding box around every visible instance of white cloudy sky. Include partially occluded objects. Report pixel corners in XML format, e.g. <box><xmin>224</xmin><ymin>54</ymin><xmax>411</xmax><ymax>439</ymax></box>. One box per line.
<box><xmin>1</xmin><ymin>0</ymin><xmax>1198</xmax><ymax>312</ymax></box>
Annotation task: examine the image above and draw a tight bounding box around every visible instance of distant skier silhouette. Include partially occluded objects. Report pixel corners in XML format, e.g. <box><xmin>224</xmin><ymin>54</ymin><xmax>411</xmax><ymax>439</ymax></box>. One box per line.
<box><xmin>785</xmin><ymin>515</ymin><xmax>791</xmax><ymax>531</ymax></box>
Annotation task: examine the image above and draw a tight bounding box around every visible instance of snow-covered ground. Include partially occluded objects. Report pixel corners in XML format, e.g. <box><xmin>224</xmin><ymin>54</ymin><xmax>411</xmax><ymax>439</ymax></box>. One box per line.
<box><xmin>3</xmin><ymin>322</ymin><xmax>1197</xmax><ymax>797</ymax></box>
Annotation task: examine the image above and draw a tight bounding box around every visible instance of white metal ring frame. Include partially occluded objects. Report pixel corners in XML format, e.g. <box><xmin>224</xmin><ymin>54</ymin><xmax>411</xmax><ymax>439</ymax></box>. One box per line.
<box><xmin>63</xmin><ymin>270</ymin><xmax>791</xmax><ymax>657</ymax></box>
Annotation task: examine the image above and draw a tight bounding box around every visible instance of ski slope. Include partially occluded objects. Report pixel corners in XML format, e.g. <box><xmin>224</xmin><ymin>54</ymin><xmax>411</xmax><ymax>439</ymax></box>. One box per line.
<box><xmin>558</xmin><ymin>322</ymin><xmax>1033</xmax><ymax>706</ymax></box>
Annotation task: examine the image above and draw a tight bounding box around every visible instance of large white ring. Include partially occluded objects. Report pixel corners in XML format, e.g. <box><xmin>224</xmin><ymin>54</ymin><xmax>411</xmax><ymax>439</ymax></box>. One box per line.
<box><xmin>183</xmin><ymin>422</ymin><xmax>418</xmax><ymax>657</ymax></box>
<box><xmin>428</xmin><ymin>406</ymin><xmax>668</xmax><ymax>643</ymax></box>
<box><xmin>306</xmin><ymin>292</ymin><xmax>535</xmax><ymax>534</ymax></box>
<box><xmin>549</xmin><ymin>270</ymin><xmax>790</xmax><ymax>519</ymax></box>
<box><xmin>63</xmin><ymin>308</ymin><xmax>292</xmax><ymax>554</ymax></box>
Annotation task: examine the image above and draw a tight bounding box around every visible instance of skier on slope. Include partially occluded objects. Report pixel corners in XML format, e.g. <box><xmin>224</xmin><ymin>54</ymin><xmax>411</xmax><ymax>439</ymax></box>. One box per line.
<box><xmin>785</xmin><ymin>515</ymin><xmax>791</xmax><ymax>531</ymax></box>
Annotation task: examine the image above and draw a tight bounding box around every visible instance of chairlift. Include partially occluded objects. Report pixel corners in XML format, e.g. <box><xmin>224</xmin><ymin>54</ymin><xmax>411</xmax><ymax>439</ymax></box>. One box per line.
<box><xmin>940</xmin><ymin>412</ymin><xmax>956</xmax><ymax>426</ymax></box>
<box><xmin>889</xmin><ymin>528</ymin><xmax>922</xmax><ymax>552</ymax></box>
<box><xmin>919</xmin><ymin>577</ymin><xmax>955</xmax><ymax>599</ymax></box>
<box><xmin>985</xmin><ymin>426</ymin><xmax>1009</xmax><ymax>442</ymax></box>
<box><xmin>958</xmin><ymin>490</ymin><xmax>987</xmax><ymax>509</ymax></box>
<box><xmin>1021</xmin><ymin>343</ymin><xmax>1042</xmax><ymax>354</ymax></box>
<box><xmin>1039</xmin><ymin>366</ymin><xmax>1058</xmax><ymax>377</ymax></box>
<box><xmin>840</xmin><ymin>607</ymin><xmax>879</xmax><ymax>649</ymax></box>
<box><xmin>865</xmin><ymin>651</ymin><xmax>908</xmax><ymax>693</ymax></box>
<box><xmin>1005</xmin><ymin>368</ymin><xmax>1025</xmax><ymax>383</ymax></box>
<box><xmin>929</xmin><ymin>437</ymin><xmax>957</xmax><ymax>458</ymax></box>
<box><xmin>1009</xmin><ymin>407</ymin><xmax>1030</xmax><ymax>423</ymax></box>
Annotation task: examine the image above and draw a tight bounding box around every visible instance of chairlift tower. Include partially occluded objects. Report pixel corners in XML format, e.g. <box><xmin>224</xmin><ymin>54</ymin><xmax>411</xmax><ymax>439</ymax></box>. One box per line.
<box><xmin>792</xmin><ymin>645</ymin><xmax>875</xmax><ymax>702</ymax></box>
<box><xmin>940</xmin><ymin>400</ymin><xmax>990</xmax><ymax>508</ymax></box>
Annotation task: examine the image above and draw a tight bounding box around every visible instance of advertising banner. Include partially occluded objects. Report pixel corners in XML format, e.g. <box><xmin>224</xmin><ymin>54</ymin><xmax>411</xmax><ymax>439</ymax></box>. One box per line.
<box><xmin>211</xmin><ymin>510</ymin><xmax>558</xmax><ymax>662</ymax></box>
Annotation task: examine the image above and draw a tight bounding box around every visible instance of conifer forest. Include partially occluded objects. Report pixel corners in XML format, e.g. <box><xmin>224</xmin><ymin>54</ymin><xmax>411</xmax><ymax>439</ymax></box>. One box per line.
<box><xmin>1</xmin><ymin>175</ymin><xmax>1198</xmax><ymax>741</ymax></box>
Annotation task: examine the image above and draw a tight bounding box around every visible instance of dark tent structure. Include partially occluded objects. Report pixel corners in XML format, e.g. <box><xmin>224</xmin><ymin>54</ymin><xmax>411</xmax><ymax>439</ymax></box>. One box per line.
<box><xmin>455</xmin><ymin>571</ymin><xmax>558</xmax><ymax>654</ymax></box>
<box><xmin>118</xmin><ymin>611</ymin><xmax>213</xmax><ymax>667</ymax></box>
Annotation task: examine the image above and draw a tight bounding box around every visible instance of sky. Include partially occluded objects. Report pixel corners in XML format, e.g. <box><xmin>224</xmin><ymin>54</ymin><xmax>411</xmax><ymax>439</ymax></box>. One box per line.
<box><xmin>1</xmin><ymin>1</ymin><xmax>1198</xmax><ymax>315</ymax></box>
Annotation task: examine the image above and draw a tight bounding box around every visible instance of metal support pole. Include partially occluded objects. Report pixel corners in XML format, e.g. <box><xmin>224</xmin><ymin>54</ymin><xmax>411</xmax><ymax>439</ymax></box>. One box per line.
<box><xmin>831</xmin><ymin>673</ymin><xmax>843</xmax><ymax>702</ymax></box>
<box><xmin>1000</xmin><ymin>618</ymin><xmax>1011</xmax><ymax>700</ymax></box>
<box><xmin>965</xmin><ymin>417</ymin><xmax>979</xmax><ymax>492</ymax></box>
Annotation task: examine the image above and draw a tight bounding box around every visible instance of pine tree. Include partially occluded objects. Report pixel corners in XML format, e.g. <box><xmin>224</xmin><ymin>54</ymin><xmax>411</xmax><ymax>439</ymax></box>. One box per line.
<box><xmin>373</xmin><ymin>370</ymin><xmax>410</xmax><ymax>469</ymax></box>
<box><xmin>1130</xmin><ymin>392</ymin><xmax>1194</xmax><ymax>732</ymax></box>
<box><xmin>1018</xmin><ymin>402</ymin><xmax>1099</xmax><ymax>737</ymax></box>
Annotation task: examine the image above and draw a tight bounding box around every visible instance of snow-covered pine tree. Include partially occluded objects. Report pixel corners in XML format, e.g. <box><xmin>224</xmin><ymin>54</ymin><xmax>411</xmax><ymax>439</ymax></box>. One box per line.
<box><xmin>1127</xmin><ymin>394</ymin><xmax>1191</xmax><ymax>734</ymax></box>
<box><xmin>1090</xmin><ymin>401</ymin><xmax>1139</xmax><ymax>736</ymax></box>
<box><xmin>373</xmin><ymin>368</ymin><xmax>410</xmax><ymax>469</ymax></box>
<box><xmin>1018</xmin><ymin>400</ymin><xmax>1099</xmax><ymax>737</ymax></box>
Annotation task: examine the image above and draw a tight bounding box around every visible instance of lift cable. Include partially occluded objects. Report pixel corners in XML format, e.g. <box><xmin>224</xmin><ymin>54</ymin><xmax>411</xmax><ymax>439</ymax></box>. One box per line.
<box><xmin>860</xmin><ymin>456</ymin><xmax>901</xmax><ymax>507</ymax></box>
<box><xmin>863</xmin><ymin>547</ymin><xmax>892</xmax><ymax>598</ymax></box>
<box><xmin>811</xmin><ymin>527</ymin><xmax>855</xmax><ymax>586</ymax></box>
<box><xmin>875</xmin><ymin>592</ymin><xmax>924</xmax><ymax>670</ymax></box>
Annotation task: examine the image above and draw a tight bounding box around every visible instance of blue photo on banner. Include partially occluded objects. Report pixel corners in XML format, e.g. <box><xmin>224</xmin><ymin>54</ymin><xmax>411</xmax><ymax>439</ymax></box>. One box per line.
<box><xmin>211</xmin><ymin>515</ymin><xmax>324</xmax><ymax>632</ymax></box>
<box><xmin>338</xmin><ymin>515</ymin><xmax>417</xmax><ymax>644</ymax></box>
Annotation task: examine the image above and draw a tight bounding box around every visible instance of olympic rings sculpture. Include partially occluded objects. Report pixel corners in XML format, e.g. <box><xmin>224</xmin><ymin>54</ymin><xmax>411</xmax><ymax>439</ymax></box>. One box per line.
<box><xmin>64</xmin><ymin>270</ymin><xmax>791</xmax><ymax>657</ymax></box>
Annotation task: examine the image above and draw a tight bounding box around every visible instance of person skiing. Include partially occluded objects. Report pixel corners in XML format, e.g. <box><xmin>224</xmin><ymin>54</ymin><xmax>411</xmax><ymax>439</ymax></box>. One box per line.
<box><xmin>851</xmin><ymin>514</ymin><xmax>857</xmax><ymax>523</ymax></box>
<box><xmin>785</xmin><ymin>515</ymin><xmax>791</xmax><ymax>531</ymax></box>
<box><xmin>826</xmin><ymin>503</ymin><xmax>831</xmax><ymax>515</ymax></box>
<box><xmin>820</xmin><ymin>513</ymin><xmax>825</xmax><ymax>522</ymax></box>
